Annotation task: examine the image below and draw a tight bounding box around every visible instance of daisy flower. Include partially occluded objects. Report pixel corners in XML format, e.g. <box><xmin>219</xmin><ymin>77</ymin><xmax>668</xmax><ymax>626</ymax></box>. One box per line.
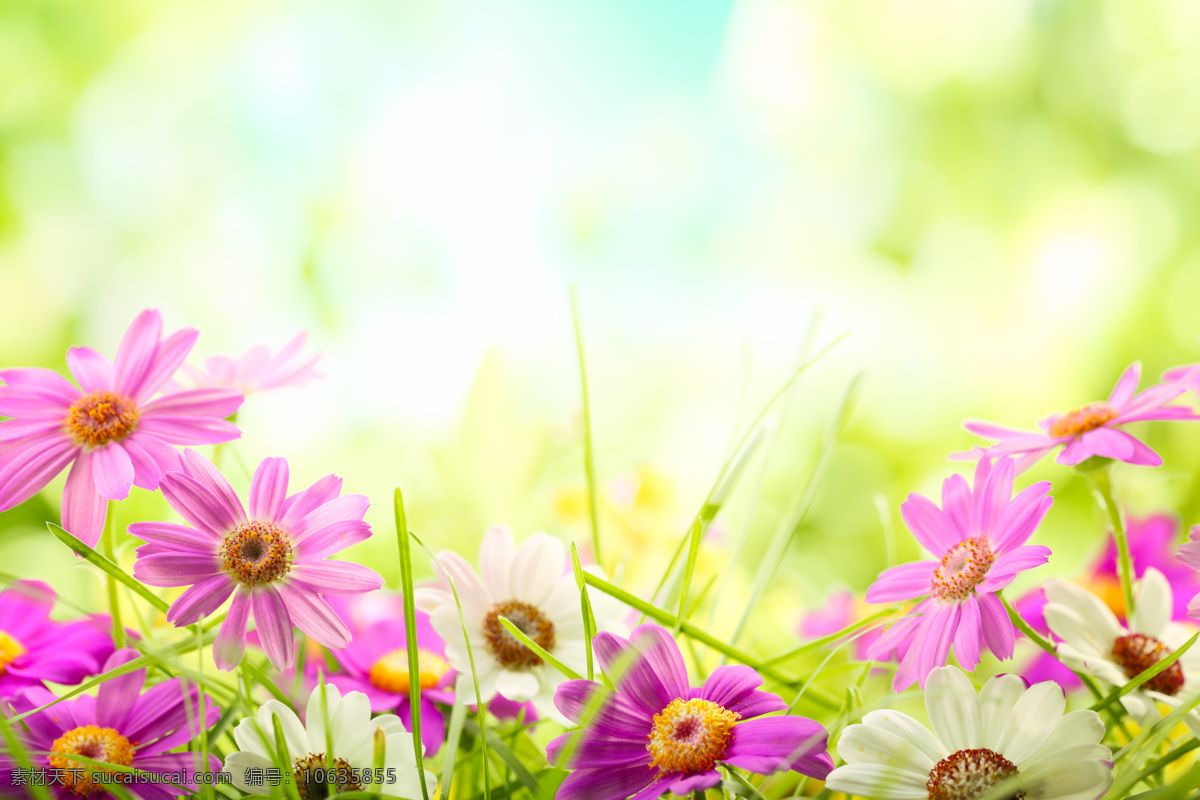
<box><xmin>414</xmin><ymin>524</ymin><xmax>626</xmax><ymax>719</ymax></box>
<box><xmin>225</xmin><ymin>683</ymin><xmax>435</xmax><ymax>798</ymax></box>
<box><xmin>826</xmin><ymin>665</ymin><xmax>1113</xmax><ymax>799</ymax></box>
<box><xmin>865</xmin><ymin>457</ymin><xmax>1053</xmax><ymax>690</ymax></box>
<box><xmin>173</xmin><ymin>332</ymin><xmax>321</xmax><ymax>395</ymax></box>
<box><xmin>1045</xmin><ymin>568</ymin><xmax>1200</xmax><ymax>733</ymax></box>
<box><xmin>324</xmin><ymin>596</ymin><xmax>455</xmax><ymax>756</ymax></box>
<box><xmin>547</xmin><ymin>624</ymin><xmax>832</xmax><ymax>798</ymax></box>
<box><xmin>128</xmin><ymin>449</ymin><xmax>383</xmax><ymax>671</ymax></box>
<box><xmin>0</xmin><ymin>580</ymin><xmax>114</xmax><ymax>699</ymax></box>
<box><xmin>0</xmin><ymin>308</ymin><xmax>244</xmax><ymax>545</ymax></box>
<box><xmin>0</xmin><ymin>648</ymin><xmax>221</xmax><ymax>799</ymax></box>
<box><xmin>1018</xmin><ymin>514</ymin><xmax>1200</xmax><ymax>690</ymax></box>
<box><xmin>955</xmin><ymin>362</ymin><xmax>1197</xmax><ymax>472</ymax></box>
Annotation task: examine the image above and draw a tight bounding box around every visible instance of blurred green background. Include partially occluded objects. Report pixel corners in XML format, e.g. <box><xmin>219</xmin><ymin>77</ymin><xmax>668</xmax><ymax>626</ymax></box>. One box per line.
<box><xmin>3</xmin><ymin>0</ymin><xmax>1200</xmax><ymax>657</ymax></box>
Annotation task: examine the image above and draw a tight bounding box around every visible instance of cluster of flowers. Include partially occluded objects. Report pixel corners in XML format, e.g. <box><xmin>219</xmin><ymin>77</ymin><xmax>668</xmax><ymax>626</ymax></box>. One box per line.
<box><xmin>2</xmin><ymin>308</ymin><xmax>1200</xmax><ymax>799</ymax></box>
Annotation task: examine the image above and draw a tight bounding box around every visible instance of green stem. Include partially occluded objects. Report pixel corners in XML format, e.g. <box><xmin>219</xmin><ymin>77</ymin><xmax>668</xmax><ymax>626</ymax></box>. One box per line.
<box><xmin>1089</xmin><ymin>468</ymin><xmax>1135</xmax><ymax>616</ymax></box>
<box><xmin>102</xmin><ymin>500</ymin><xmax>125</xmax><ymax>649</ymax></box>
<box><xmin>570</xmin><ymin>286</ymin><xmax>602</xmax><ymax>567</ymax></box>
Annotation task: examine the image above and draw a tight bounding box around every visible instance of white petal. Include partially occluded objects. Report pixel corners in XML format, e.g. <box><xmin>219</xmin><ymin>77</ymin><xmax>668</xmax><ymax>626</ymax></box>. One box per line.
<box><xmin>455</xmin><ymin>668</ymin><xmax>499</xmax><ymax>705</ymax></box>
<box><xmin>996</xmin><ymin>681</ymin><xmax>1066</xmax><ymax>766</ymax></box>
<box><xmin>977</xmin><ymin>674</ymin><xmax>1028</xmax><ymax>750</ymax></box>
<box><xmin>433</xmin><ymin>551</ymin><xmax>493</xmax><ymax>618</ymax></box>
<box><xmin>837</xmin><ymin>723</ymin><xmax>935</xmax><ymax>773</ymax></box>
<box><xmin>1120</xmin><ymin>691</ymin><xmax>1161</xmax><ymax>729</ymax></box>
<box><xmin>1131</xmin><ymin>567</ymin><xmax>1172</xmax><ymax>639</ymax></box>
<box><xmin>304</xmin><ymin>684</ymin><xmax>345</xmax><ymax>753</ymax></box>
<box><xmin>224</xmin><ymin>751</ymin><xmax>276</xmax><ymax>795</ymax></box>
<box><xmin>1044</xmin><ymin>604</ymin><xmax>1114</xmax><ymax>659</ymax></box>
<box><xmin>510</xmin><ymin>532</ymin><xmax>566</xmax><ymax>607</ymax></box>
<box><xmin>330</xmin><ymin>690</ymin><xmax>374</xmax><ymax>763</ymax></box>
<box><xmin>925</xmin><ymin>665</ymin><xmax>981</xmax><ymax>750</ymax></box>
<box><xmin>494</xmin><ymin>668</ymin><xmax>540</xmax><ymax>701</ymax></box>
<box><xmin>233</xmin><ymin>700</ymin><xmax>306</xmax><ymax>760</ymax></box>
<box><xmin>1039</xmin><ymin>710</ymin><xmax>1106</xmax><ymax>753</ymax></box>
<box><xmin>478</xmin><ymin>524</ymin><xmax>516</xmax><ymax>600</ymax></box>
<box><xmin>1021</xmin><ymin>759</ymin><xmax>1114</xmax><ymax>799</ymax></box>
<box><xmin>824</xmin><ymin>764</ymin><xmax>929</xmax><ymax>799</ymax></box>
<box><xmin>1020</xmin><ymin>744</ymin><xmax>1112</xmax><ymax>776</ymax></box>
<box><xmin>1044</xmin><ymin>580</ymin><xmax>1122</xmax><ymax>645</ymax></box>
<box><xmin>860</xmin><ymin>709</ymin><xmax>949</xmax><ymax>765</ymax></box>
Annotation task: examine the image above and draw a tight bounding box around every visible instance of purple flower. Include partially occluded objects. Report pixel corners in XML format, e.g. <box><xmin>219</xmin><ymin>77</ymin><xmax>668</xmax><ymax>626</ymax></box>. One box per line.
<box><xmin>128</xmin><ymin>450</ymin><xmax>383</xmax><ymax>671</ymax></box>
<box><xmin>955</xmin><ymin>362</ymin><xmax>1197</xmax><ymax>471</ymax></box>
<box><xmin>323</xmin><ymin>595</ymin><xmax>454</xmax><ymax>756</ymax></box>
<box><xmin>0</xmin><ymin>309</ymin><xmax>244</xmax><ymax>546</ymax></box>
<box><xmin>865</xmin><ymin>457</ymin><xmax>1053</xmax><ymax>690</ymax></box>
<box><xmin>0</xmin><ymin>648</ymin><xmax>221</xmax><ymax>799</ymax></box>
<box><xmin>546</xmin><ymin>624</ymin><xmax>832</xmax><ymax>799</ymax></box>
<box><xmin>0</xmin><ymin>580</ymin><xmax>114</xmax><ymax>699</ymax></box>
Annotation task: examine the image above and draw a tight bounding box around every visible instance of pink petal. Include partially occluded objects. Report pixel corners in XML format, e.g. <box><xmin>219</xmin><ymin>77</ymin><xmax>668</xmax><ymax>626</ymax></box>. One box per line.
<box><xmin>977</xmin><ymin>592</ymin><xmax>1015</xmax><ymax>660</ymax></box>
<box><xmin>252</xmin><ymin>586</ymin><xmax>296</xmax><ymax>669</ymax></box>
<box><xmin>214</xmin><ymin>590</ymin><xmax>252</xmax><ymax>671</ymax></box>
<box><xmin>1107</xmin><ymin>362</ymin><xmax>1142</xmax><ymax>407</ymax></box>
<box><xmin>0</xmin><ymin>433</ymin><xmax>77</xmax><ymax>509</ymax></box>
<box><xmin>941</xmin><ymin>474</ymin><xmax>972</xmax><ymax>535</ymax></box>
<box><xmin>0</xmin><ymin>367</ymin><xmax>81</xmax><ymax>404</ymax></box>
<box><xmin>97</xmin><ymin>649</ymin><xmax>145</xmax><ymax>730</ymax></box>
<box><xmin>288</xmin><ymin>494</ymin><xmax>370</xmax><ymax>541</ymax></box>
<box><xmin>989</xmin><ymin>483</ymin><xmax>1052</xmax><ymax>552</ymax></box>
<box><xmin>0</xmin><ymin>417</ymin><xmax>70</xmax><ymax>442</ymax></box>
<box><xmin>91</xmin><ymin>443</ymin><xmax>135</xmax><ymax>501</ymax></box>
<box><xmin>279</xmin><ymin>474</ymin><xmax>343</xmax><ymax>524</ymax></box>
<box><xmin>1110</xmin><ymin>430</ymin><xmax>1162</xmax><ymax>466</ymax></box>
<box><xmin>293</xmin><ymin>521</ymin><xmax>371</xmax><ymax>562</ymax></box>
<box><xmin>134</xmin><ymin>327</ymin><xmax>200</xmax><ymax>401</ymax></box>
<box><xmin>984</xmin><ymin>545</ymin><xmax>1051</xmax><ymax>582</ymax></box>
<box><xmin>865</xmin><ymin>561</ymin><xmax>937</xmax><ymax>603</ymax></box>
<box><xmin>119</xmin><ymin>437</ymin><xmax>162</xmax><ymax>490</ymax></box>
<box><xmin>141</xmin><ymin>387</ymin><xmax>243</xmax><ymax>419</ymax></box>
<box><xmin>275</xmin><ymin>583</ymin><xmax>351</xmax><ymax>649</ymax></box>
<box><xmin>133</xmin><ymin>552</ymin><xmax>222</xmax><ymax>587</ymax></box>
<box><xmin>1056</xmin><ymin>437</ymin><xmax>1094</xmax><ymax>465</ymax></box>
<box><xmin>135</xmin><ymin>415</ymin><xmax>241</xmax><ymax>446</ymax></box>
<box><xmin>1081</xmin><ymin>427</ymin><xmax>1134</xmax><ymax>461</ymax></box>
<box><xmin>66</xmin><ymin>347</ymin><xmax>115</xmax><ymax>394</ymax></box>
<box><xmin>250</xmin><ymin>457</ymin><xmax>289</xmax><ymax>521</ymax></box>
<box><xmin>158</xmin><ymin>472</ymin><xmax>240</xmax><ymax>537</ymax></box>
<box><xmin>916</xmin><ymin>604</ymin><xmax>960</xmax><ymax>688</ymax></box>
<box><xmin>61</xmin><ymin>450</ymin><xmax>107</xmax><ymax>547</ymax></box>
<box><xmin>179</xmin><ymin>449</ymin><xmax>246</xmax><ymax>524</ymax></box>
<box><xmin>899</xmin><ymin>493</ymin><xmax>960</xmax><ymax>554</ymax></box>
<box><xmin>113</xmin><ymin>309</ymin><xmax>163</xmax><ymax>399</ymax></box>
<box><xmin>167</xmin><ymin>575</ymin><xmax>235</xmax><ymax>625</ymax></box>
<box><xmin>289</xmin><ymin>561</ymin><xmax>383</xmax><ymax>595</ymax></box>
<box><xmin>954</xmin><ymin>596</ymin><xmax>982</xmax><ymax>671</ymax></box>
<box><xmin>975</xmin><ymin>457</ymin><xmax>1014</xmax><ymax>536</ymax></box>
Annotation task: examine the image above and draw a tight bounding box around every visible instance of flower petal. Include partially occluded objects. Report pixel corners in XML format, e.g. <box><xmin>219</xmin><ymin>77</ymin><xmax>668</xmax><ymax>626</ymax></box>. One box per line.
<box><xmin>252</xmin><ymin>586</ymin><xmax>296</xmax><ymax>670</ymax></box>
<box><xmin>900</xmin><ymin>493</ymin><xmax>959</xmax><ymax>554</ymax></box>
<box><xmin>275</xmin><ymin>583</ymin><xmax>351</xmax><ymax>649</ymax></box>
<box><xmin>167</xmin><ymin>575</ymin><xmax>236</xmax><ymax>625</ymax></box>
<box><xmin>250</xmin><ymin>457</ymin><xmax>289</xmax><ymax>521</ymax></box>
<box><xmin>92</xmin><ymin>443</ymin><xmax>134</xmax><ymax>501</ymax></box>
<box><xmin>865</xmin><ymin>562</ymin><xmax>936</xmax><ymax>603</ymax></box>
<box><xmin>925</xmin><ymin>665</ymin><xmax>980</xmax><ymax>750</ymax></box>
<box><xmin>66</xmin><ymin>347</ymin><xmax>114</xmax><ymax>394</ymax></box>
<box><xmin>214</xmin><ymin>590</ymin><xmax>252</xmax><ymax>671</ymax></box>
<box><xmin>61</xmin><ymin>449</ymin><xmax>107</xmax><ymax>547</ymax></box>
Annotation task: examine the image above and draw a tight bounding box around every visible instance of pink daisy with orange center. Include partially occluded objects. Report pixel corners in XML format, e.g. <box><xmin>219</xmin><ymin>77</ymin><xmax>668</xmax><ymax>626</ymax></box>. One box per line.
<box><xmin>0</xmin><ymin>309</ymin><xmax>244</xmax><ymax>546</ymax></box>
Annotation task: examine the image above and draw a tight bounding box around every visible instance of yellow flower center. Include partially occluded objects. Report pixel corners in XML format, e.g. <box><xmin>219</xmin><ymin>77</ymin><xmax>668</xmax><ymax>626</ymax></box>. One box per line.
<box><xmin>220</xmin><ymin>521</ymin><xmax>294</xmax><ymax>585</ymax></box>
<box><xmin>646</xmin><ymin>698</ymin><xmax>739</xmax><ymax>775</ymax></box>
<box><xmin>931</xmin><ymin>536</ymin><xmax>995</xmax><ymax>602</ymax></box>
<box><xmin>0</xmin><ymin>630</ymin><xmax>26</xmax><ymax>675</ymax></box>
<box><xmin>368</xmin><ymin>648</ymin><xmax>450</xmax><ymax>693</ymax></box>
<box><xmin>49</xmin><ymin>725</ymin><xmax>135</xmax><ymax>797</ymax></box>
<box><xmin>64</xmin><ymin>391</ymin><xmax>139</xmax><ymax>448</ymax></box>
<box><xmin>1048</xmin><ymin>401</ymin><xmax>1119</xmax><ymax>439</ymax></box>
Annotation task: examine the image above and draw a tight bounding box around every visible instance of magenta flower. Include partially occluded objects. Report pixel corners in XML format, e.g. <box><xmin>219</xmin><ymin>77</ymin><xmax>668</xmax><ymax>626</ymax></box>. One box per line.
<box><xmin>325</xmin><ymin>598</ymin><xmax>454</xmax><ymax>756</ymax></box>
<box><xmin>798</xmin><ymin>589</ymin><xmax>880</xmax><ymax>661</ymax></box>
<box><xmin>128</xmin><ymin>449</ymin><xmax>383</xmax><ymax>671</ymax></box>
<box><xmin>865</xmin><ymin>457</ymin><xmax>1053</xmax><ymax>690</ymax></box>
<box><xmin>174</xmin><ymin>332</ymin><xmax>320</xmax><ymax>395</ymax></box>
<box><xmin>0</xmin><ymin>648</ymin><xmax>220</xmax><ymax>799</ymax></box>
<box><xmin>0</xmin><ymin>580</ymin><xmax>114</xmax><ymax>699</ymax></box>
<box><xmin>1173</xmin><ymin>525</ymin><xmax>1200</xmax><ymax>623</ymax></box>
<box><xmin>547</xmin><ymin>624</ymin><xmax>832</xmax><ymax>799</ymax></box>
<box><xmin>0</xmin><ymin>309</ymin><xmax>244</xmax><ymax>546</ymax></box>
<box><xmin>955</xmin><ymin>362</ymin><xmax>1197</xmax><ymax>471</ymax></box>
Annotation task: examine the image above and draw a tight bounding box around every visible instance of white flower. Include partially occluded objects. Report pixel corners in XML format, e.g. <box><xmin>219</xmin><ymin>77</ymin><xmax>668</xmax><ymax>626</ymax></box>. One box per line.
<box><xmin>1044</xmin><ymin>567</ymin><xmax>1200</xmax><ymax>734</ymax></box>
<box><xmin>414</xmin><ymin>525</ymin><xmax>626</xmax><ymax>721</ymax></box>
<box><xmin>826</xmin><ymin>665</ymin><xmax>1112</xmax><ymax>800</ymax></box>
<box><xmin>226</xmin><ymin>684</ymin><xmax>436</xmax><ymax>799</ymax></box>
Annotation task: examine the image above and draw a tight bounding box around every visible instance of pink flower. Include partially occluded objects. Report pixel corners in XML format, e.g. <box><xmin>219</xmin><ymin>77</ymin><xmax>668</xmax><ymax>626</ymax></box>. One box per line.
<box><xmin>798</xmin><ymin>589</ymin><xmax>881</xmax><ymax>661</ymax></box>
<box><xmin>865</xmin><ymin>457</ymin><xmax>1053</xmax><ymax>690</ymax></box>
<box><xmin>128</xmin><ymin>449</ymin><xmax>383</xmax><ymax>671</ymax></box>
<box><xmin>1172</xmin><ymin>525</ymin><xmax>1200</xmax><ymax>623</ymax></box>
<box><xmin>175</xmin><ymin>332</ymin><xmax>320</xmax><ymax>395</ymax></box>
<box><xmin>324</xmin><ymin>595</ymin><xmax>455</xmax><ymax>756</ymax></box>
<box><xmin>0</xmin><ymin>309</ymin><xmax>244</xmax><ymax>546</ymax></box>
<box><xmin>955</xmin><ymin>362</ymin><xmax>1197</xmax><ymax>472</ymax></box>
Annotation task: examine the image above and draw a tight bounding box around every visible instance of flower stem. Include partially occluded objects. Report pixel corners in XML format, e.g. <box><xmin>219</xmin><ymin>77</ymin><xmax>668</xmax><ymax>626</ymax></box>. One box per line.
<box><xmin>1088</xmin><ymin>467</ymin><xmax>1135</xmax><ymax>616</ymax></box>
<box><xmin>102</xmin><ymin>500</ymin><xmax>125</xmax><ymax>649</ymax></box>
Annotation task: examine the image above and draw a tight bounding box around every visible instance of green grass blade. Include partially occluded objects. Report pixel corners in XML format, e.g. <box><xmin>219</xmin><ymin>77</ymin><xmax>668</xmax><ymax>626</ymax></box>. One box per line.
<box><xmin>393</xmin><ymin>488</ymin><xmax>430</xmax><ymax>800</ymax></box>
<box><xmin>497</xmin><ymin>617</ymin><xmax>582</xmax><ymax>680</ymax></box>
<box><xmin>1090</xmin><ymin>632</ymin><xmax>1198</xmax><ymax>713</ymax></box>
<box><xmin>569</xmin><ymin>543</ymin><xmax>597</xmax><ymax>682</ymax></box>
<box><xmin>673</xmin><ymin>517</ymin><xmax>703</xmax><ymax>635</ymax></box>
<box><xmin>48</xmin><ymin>522</ymin><xmax>169</xmax><ymax>614</ymax></box>
<box><xmin>570</xmin><ymin>286</ymin><xmax>603</xmax><ymax>567</ymax></box>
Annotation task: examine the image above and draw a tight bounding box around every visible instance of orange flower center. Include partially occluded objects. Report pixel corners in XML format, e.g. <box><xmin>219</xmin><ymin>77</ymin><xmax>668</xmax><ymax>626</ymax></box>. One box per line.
<box><xmin>49</xmin><ymin>725</ymin><xmax>135</xmax><ymax>797</ymax></box>
<box><xmin>64</xmin><ymin>391</ymin><xmax>139</xmax><ymax>447</ymax></box>
<box><xmin>482</xmin><ymin>600</ymin><xmax>556</xmax><ymax>670</ymax></box>
<box><xmin>1112</xmin><ymin>633</ymin><xmax>1185</xmax><ymax>696</ymax></box>
<box><xmin>646</xmin><ymin>698</ymin><xmax>739</xmax><ymax>775</ymax></box>
<box><xmin>931</xmin><ymin>536</ymin><xmax>995</xmax><ymax>602</ymax></box>
<box><xmin>927</xmin><ymin>748</ymin><xmax>1023</xmax><ymax>800</ymax></box>
<box><xmin>1048</xmin><ymin>401</ymin><xmax>1119</xmax><ymax>439</ymax></box>
<box><xmin>0</xmin><ymin>630</ymin><xmax>26</xmax><ymax>675</ymax></box>
<box><xmin>220</xmin><ymin>521</ymin><xmax>294</xmax><ymax>585</ymax></box>
<box><xmin>369</xmin><ymin>648</ymin><xmax>450</xmax><ymax>693</ymax></box>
